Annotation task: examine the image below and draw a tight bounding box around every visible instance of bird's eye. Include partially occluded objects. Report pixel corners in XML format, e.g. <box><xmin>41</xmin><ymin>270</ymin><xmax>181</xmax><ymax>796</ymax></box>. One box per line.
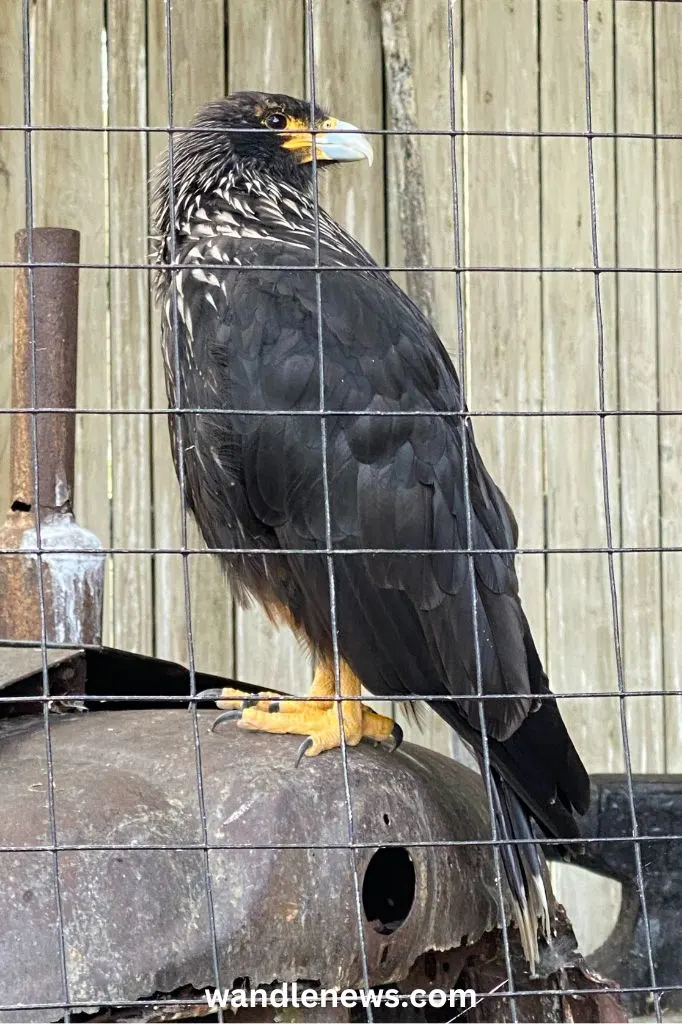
<box><xmin>265</xmin><ymin>113</ymin><xmax>288</xmax><ymax>131</ymax></box>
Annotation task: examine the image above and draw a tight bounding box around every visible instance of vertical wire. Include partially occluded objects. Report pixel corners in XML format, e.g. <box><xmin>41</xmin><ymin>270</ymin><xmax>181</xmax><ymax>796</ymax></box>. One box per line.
<box><xmin>103</xmin><ymin>3</ymin><xmax>115</xmax><ymax>648</ymax></box>
<box><xmin>611</xmin><ymin>0</ymin><xmax>623</xmax><ymax>668</ymax></box>
<box><xmin>537</xmin><ymin>0</ymin><xmax>550</xmax><ymax>675</ymax></box>
<box><xmin>304</xmin><ymin>1</ymin><xmax>374</xmax><ymax>1016</ymax></box>
<box><xmin>20</xmin><ymin>1</ymin><xmax>71</xmax><ymax>1018</ymax></box>
<box><xmin>651</xmin><ymin>0</ymin><xmax>666</xmax><ymax>776</ymax></box>
<box><xmin>144</xmin><ymin>0</ymin><xmax>158</xmax><ymax>660</ymax></box>
<box><xmin>161</xmin><ymin>3</ymin><xmax>224</xmax><ymax>1015</ymax></box>
<box><xmin>581</xmin><ymin>2</ymin><xmax>661</xmax><ymax>1019</ymax></box>
<box><xmin>446</xmin><ymin>3</ymin><xmax>518</xmax><ymax>1015</ymax></box>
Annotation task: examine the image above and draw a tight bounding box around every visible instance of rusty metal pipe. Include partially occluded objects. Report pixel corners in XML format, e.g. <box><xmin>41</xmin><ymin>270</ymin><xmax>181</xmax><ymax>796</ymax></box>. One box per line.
<box><xmin>10</xmin><ymin>228</ymin><xmax>80</xmax><ymax>512</ymax></box>
<box><xmin>0</xmin><ymin>228</ymin><xmax>104</xmax><ymax>647</ymax></box>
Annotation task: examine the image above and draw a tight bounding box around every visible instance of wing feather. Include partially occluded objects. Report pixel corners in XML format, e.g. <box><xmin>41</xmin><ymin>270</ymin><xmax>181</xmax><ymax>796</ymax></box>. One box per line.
<box><xmin>162</xmin><ymin>222</ymin><xmax>588</xmax><ymax>823</ymax></box>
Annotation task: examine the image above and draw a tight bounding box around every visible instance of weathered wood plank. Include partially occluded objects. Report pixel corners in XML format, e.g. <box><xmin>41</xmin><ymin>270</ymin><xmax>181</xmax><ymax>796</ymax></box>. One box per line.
<box><xmin>461</xmin><ymin>0</ymin><xmax>545</xmax><ymax>713</ymax></box>
<box><xmin>227</xmin><ymin>0</ymin><xmax>311</xmax><ymax>694</ymax></box>
<box><xmin>384</xmin><ymin>0</ymin><xmax>457</xmax><ymax>347</ymax></box>
<box><xmin>540</xmin><ymin>0</ymin><xmax>620</xmax><ymax>954</ymax></box>
<box><xmin>383</xmin><ymin>0</ymin><xmax>458</xmax><ymax>756</ymax></box>
<box><xmin>542</xmin><ymin>0</ymin><xmax>619</xmax><ymax>767</ymax></box>
<box><xmin>0</xmin><ymin>2</ymin><xmax>24</xmax><ymax>520</ymax></box>
<box><xmin>311</xmin><ymin>0</ymin><xmax>385</xmax><ymax>260</ymax></box>
<box><xmin>228</xmin><ymin>0</ymin><xmax>303</xmax><ymax>94</ymax></box>
<box><xmin>655</xmin><ymin>3</ymin><xmax>682</xmax><ymax>772</ymax></box>
<box><xmin>106</xmin><ymin>0</ymin><xmax>153</xmax><ymax>654</ymax></box>
<box><xmin>147</xmin><ymin>0</ymin><xmax>234</xmax><ymax>673</ymax></box>
<box><xmin>614</xmin><ymin>1</ymin><xmax>663</xmax><ymax>772</ymax></box>
<box><xmin>30</xmin><ymin>0</ymin><xmax>111</xmax><ymax>622</ymax></box>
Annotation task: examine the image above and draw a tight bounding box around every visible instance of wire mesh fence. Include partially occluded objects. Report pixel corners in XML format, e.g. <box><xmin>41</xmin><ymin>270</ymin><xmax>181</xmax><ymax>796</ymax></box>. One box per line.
<box><xmin>0</xmin><ymin>0</ymin><xmax>680</xmax><ymax>1020</ymax></box>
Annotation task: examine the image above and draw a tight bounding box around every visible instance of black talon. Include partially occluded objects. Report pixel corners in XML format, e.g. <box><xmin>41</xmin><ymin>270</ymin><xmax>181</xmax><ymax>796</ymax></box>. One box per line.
<box><xmin>388</xmin><ymin>722</ymin><xmax>404</xmax><ymax>753</ymax></box>
<box><xmin>365</xmin><ymin>722</ymin><xmax>404</xmax><ymax>753</ymax></box>
<box><xmin>210</xmin><ymin>709</ymin><xmax>243</xmax><ymax>732</ymax></box>
<box><xmin>267</xmin><ymin>701</ymin><xmax>281</xmax><ymax>713</ymax></box>
<box><xmin>295</xmin><ymin>736</ymin><xmax>314</xmax><ymax>767</ymax></box>
<box><xmin>193</xmin><ymin>688</ymin><xmax>228</xmax><ymax>703</ymax></box>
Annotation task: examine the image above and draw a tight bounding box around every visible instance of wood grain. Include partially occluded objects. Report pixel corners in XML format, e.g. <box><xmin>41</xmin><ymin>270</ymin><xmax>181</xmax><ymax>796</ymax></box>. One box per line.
<box><xmin>540</xmin><ymin>0</ymin><xmax>620</xmax><ymax>955</ymax></box>
<box><xmin>106</xmin><ymin>0</ymin><xmax>153</xmax><ymax>654</ymax></box>
<box><xmin>311</xmin><ymin>0</ymin><xmax>385</xmax><ymax>261</ymax></box>
<box><xmin>655</xmin><ymin>2</ymin><xmax>682</xmax><ymax>772</ymax></box>
<box><xmin>614</xmin><ymin>0</ymin><xmax>663</xmax><ymax>773</ymax></box>
<box><xmin>462</xmin><ymin>0</ymin><xmax>545</xmax><ymax>704</ymax></box>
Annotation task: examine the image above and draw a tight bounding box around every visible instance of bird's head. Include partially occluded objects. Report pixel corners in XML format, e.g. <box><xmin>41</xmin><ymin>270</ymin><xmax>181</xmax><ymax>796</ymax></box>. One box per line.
<box><xmin>153</xmin><ymin>91</ymin><xmax>373</xmax><ymax>236</ymax></box>
<box><xmin>199</xmin><ymin>92</ymin><xmax>373</xmax><ymax>179</ymax></box>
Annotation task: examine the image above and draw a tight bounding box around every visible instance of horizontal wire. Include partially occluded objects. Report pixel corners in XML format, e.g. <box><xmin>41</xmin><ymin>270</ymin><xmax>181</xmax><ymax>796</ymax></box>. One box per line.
<box><xmin>2</xmin><ymin>122</ymin><xmax>682</xmax><ymax>140</ymax></box>
<box><xmin>0</xmin><ymin>544</ymin><xmax>680</xmax><ymax>556</ymax></box>
<box><xmin>0</xmin><ymin>405</ymin><xmax>679</xmax><ymax>417</ymax></box>
<box><xmin>0</xmin><ymin>833</ymin><xmax>678</xmax><ymax>853</ymax></box>
<box><xmin>1</xmin><ymin>259</ymin><xmax>682</xmax><ymax>272</ymax></box>
<box><xmin>0</xmin><ymin>688</ymin><xmax>677</xmax><ymax>702</ymax></box>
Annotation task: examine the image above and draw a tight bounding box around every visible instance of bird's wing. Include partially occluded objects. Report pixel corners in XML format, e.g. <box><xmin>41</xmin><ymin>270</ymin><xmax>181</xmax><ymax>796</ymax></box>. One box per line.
<box><xmin>174</xmin><ymin>235</ymin><xmax>527</xmax><ymax>728</ymax></box>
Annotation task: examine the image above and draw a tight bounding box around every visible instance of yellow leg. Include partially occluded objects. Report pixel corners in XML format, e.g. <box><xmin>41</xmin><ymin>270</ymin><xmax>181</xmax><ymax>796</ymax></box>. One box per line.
<box><xmin>212</xmin><ymin>661</ymin><xmax>400</xmax><ymax>758</ymax></box>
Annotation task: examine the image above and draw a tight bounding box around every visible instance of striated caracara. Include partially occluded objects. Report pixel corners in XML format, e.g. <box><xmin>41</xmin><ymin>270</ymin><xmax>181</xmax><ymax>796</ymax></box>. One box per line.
<box><xmin>151</xmin><ymin>91</ymin><xmax>590</xmax><ymax>966</ymax></box>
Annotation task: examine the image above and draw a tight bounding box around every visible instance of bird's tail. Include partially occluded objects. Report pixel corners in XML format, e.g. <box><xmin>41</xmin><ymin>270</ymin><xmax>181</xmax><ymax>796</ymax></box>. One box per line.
<box><xmin>487</xmin><ymin>768</ymin><xmax>551</xmax><ymax>973</ymax></box>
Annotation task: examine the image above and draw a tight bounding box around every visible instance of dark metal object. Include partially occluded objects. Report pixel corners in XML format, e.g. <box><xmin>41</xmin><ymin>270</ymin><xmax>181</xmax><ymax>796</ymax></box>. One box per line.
<box><xmin>565</xmin><ymin>774</ymin><xmax>682</xmax><ymax>1018</ymax></box>
<box><xmin>0</xmin><ymin>710</ymin><xmax>505</xmax><ymax>1022</ymax></box>
<box><xmin>0</xmin><ymin>646</ymin><xmax>267</xmax><ymax>703</ymax></box>
<box><xmin>0</xmin><ymin>648</ymin><xmax>80</xmax><ymax>694</ymax></box>
<box><xmin>1</xmin><ymin>649</ymin><xmax>672</xmax><ymax>1021</ymax></box>
<box><xmin>0</xmin><ymin>229</ymin><xmax>104</xmax><ymax>646</ymax></box>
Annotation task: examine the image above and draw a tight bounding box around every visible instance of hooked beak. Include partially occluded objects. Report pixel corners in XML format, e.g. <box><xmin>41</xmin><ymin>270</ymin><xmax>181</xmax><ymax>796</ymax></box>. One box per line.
<box><xmin>281</xmin><ymin>117</ymin><xmax>374</xmax><ymax>167</ymax></box>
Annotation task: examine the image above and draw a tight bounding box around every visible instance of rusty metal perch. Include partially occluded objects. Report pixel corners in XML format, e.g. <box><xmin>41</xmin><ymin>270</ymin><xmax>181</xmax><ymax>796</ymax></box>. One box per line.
<box><xmin>0</xmin><ymin>227</ymin><xmax>104</xmax><ymax>648</ymax></box>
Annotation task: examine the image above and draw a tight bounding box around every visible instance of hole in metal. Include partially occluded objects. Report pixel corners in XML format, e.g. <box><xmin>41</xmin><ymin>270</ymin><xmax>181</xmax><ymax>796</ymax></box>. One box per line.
<box><xmin>362</xmin><ymin>846</ymin><xmax>415</xmax><ymax>935</ymax></box>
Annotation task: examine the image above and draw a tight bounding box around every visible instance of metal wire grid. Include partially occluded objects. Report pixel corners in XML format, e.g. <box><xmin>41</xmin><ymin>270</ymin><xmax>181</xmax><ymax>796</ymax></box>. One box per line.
<box><xmin>2</xmin><ymin>0</ymin><xmax>675</xmax><ymax>1019</ymax></box>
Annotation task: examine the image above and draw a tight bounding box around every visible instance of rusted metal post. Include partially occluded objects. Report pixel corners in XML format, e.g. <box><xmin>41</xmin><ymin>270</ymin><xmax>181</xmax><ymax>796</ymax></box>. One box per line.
<box><xmin>0</xmin><ymin>228</ymin><xmax>104</xmax><ymax>646</ymax></box>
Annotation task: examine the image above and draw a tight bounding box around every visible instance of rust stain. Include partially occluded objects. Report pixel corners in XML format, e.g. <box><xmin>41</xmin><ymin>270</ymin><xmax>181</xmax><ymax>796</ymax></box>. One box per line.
<box><xmin>0</xmin><ymin>228</ymin><xmax>104</xmax><ymax>646</ymax></box>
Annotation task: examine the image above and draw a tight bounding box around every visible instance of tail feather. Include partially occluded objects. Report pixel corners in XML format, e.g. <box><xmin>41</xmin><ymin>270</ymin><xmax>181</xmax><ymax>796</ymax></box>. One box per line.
<box><xmin>488</xmin><ymin>769</ymin><xmax>551</xmax><ymax>973</ymax></box>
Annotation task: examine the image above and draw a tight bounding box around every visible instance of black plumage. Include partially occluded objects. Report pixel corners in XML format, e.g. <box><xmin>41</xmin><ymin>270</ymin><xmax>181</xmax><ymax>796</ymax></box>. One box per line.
<box><xmin>152</xmin><ymin>92</ymin><xmax>590</xmax><ymax>961</ymax></box>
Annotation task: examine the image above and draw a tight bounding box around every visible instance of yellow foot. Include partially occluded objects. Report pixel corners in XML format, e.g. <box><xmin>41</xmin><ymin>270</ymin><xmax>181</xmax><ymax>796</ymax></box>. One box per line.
<box><xmin>208</xmin><ymin>664</ymin><xmax>402</xmax><ymax>763</ymax></box>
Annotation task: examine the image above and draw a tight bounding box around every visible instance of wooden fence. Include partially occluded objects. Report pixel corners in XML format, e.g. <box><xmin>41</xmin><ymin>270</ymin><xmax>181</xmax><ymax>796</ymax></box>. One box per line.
<box><xmin>0</xmin><ymin>0</ymin><xmax>679</xmax><ymax>955</ymax></box>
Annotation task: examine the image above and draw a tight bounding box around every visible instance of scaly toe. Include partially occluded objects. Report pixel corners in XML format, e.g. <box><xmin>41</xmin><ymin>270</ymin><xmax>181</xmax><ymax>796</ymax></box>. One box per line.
<box><xmin>214</xmin><ymin>687</ymin><xmax>280</xmax><ymax>712</ymax></box>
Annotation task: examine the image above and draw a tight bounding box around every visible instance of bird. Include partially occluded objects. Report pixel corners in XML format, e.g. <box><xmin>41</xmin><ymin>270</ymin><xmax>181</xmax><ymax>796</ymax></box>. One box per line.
<box><xmin>151</xmin><ymin>91</ymin><xmax>590</xmax><ymax>967</ymax></box>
